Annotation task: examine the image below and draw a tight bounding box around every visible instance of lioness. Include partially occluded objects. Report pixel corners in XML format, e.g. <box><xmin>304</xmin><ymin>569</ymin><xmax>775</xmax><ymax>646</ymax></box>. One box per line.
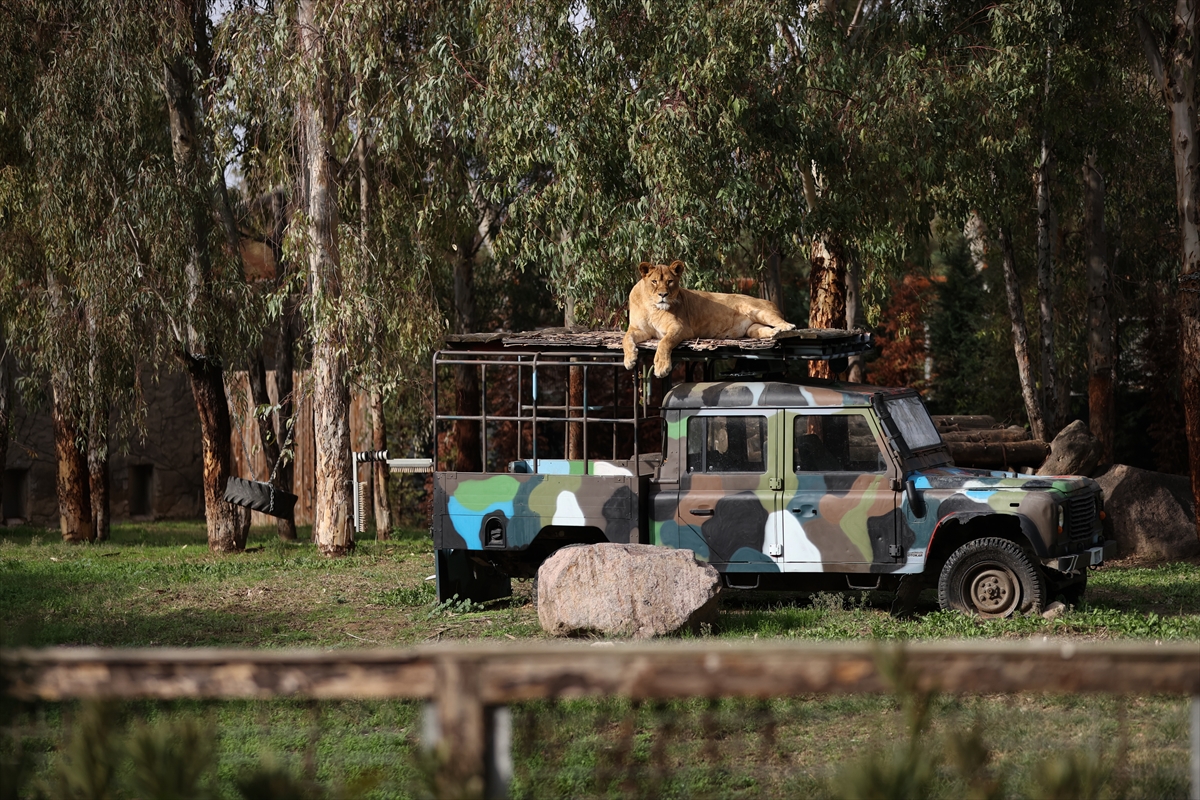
<box><xmin>623</xmin><ymin>260</ymin><xmax>796</xmax><ymax>377</ymax></box>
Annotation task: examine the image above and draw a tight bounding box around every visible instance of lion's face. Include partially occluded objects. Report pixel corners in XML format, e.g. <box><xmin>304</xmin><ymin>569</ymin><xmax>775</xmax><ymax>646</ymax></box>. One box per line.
<box><xmin>638</xmin><ymin>261</ymin><xmax>684</xmax><ymax>310</ymax></box>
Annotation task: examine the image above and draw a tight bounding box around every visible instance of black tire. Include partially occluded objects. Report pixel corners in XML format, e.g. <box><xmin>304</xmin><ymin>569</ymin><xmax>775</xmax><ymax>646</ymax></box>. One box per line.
<box><xmin>937</xmin><ymin>537</ymin><xmax>1047</xmax><ymax>618</ymax></box>
<box><xmin>223</xmin><ymin>477</ymin><xmax>298</xmax><ymax>521</ymax></box>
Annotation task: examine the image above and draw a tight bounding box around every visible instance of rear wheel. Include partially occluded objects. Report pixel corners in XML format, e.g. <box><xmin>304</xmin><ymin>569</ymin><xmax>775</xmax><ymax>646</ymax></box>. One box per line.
<box><xmin>938</xmin><ymin>537</ymin><xmax>1046</xmax><ymax>618</ymax></box>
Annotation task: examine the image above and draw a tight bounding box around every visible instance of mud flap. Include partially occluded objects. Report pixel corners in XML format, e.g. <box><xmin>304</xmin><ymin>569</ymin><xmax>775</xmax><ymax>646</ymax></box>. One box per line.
<box><xmin>435</xmin><ymin>549</ymin><xmax>512</xmax><ymax>604</ymax></box>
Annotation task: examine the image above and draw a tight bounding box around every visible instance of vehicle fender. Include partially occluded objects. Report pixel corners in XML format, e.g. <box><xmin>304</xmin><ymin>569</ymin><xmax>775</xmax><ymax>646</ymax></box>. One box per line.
<box><xmin>927</xmin><ymin>510</ymin><xmax>1051</xmax><ymax>560</ymax></box>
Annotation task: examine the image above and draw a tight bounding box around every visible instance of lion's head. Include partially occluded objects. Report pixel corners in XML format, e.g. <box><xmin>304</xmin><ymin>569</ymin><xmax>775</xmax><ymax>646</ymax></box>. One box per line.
<box><xmin>638</xmin><ymin>260</ymin><xmax>685</xmax><ymax>311</ymax></box>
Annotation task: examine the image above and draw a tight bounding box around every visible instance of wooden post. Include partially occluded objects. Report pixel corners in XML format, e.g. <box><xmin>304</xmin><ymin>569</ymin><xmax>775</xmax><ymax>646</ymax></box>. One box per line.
<box><xmin>432</xmin><ymin>655</ymin><xmax>487</xmax><ymax>799</ymax></box>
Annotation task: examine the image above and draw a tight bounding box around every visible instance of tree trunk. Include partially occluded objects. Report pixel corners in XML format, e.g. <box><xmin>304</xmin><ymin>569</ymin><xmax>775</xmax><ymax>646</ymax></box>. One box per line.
<box><xmin>184</xmin><ymin>355</ymin><xmax>247</xmax><ymax>552</ymax></box>
<box><xmin>1139</xmin><ymin>3</ymin><xmax>1200</xmax><ymax>544</ymax></box>
<box><xmin>759</xmin><ymin>241</ymin><xmax>783</xmax><ymax>309</ymax></box>
<box><xmin>1084</xmin><ymin>153</ymin><xmax>1114</xmax><ymax>465</ymax></box>
<box><xmin>87</xmin><ymin>409</ymin><xmax>109</xmax><ymax>542</ymax></box>
<box><xmin>997</xmin><ymin>222</ymin><xmax>1048</xmax><ymax>442</ymax></box>
<box><xmin>247</xmin><ymin>351</ymin><xmax>282</xmax><ymax>476</ymax></box>
<box><xmin>808</xmin><ymin>235</ymin><xmax>846</xmax><ymax>379</ymax></box>
<box><xmin>1035</xmin><ymin>137</ymin><xmax>1060</xmax><ymax>437</ymax></box>
<box><xmin>52</xmin><ymin>378</ymin><xmax>91</xmax><ymax>542</ymax></box>
<box><xmin>269</xmin><ymin>190</ymin><xmax>298</xmax><ymax>541</ymax></box>
<box><xmin>453</xmin><ymin>246</ymin><xmax>482</xmax><ymax>472</ymax></box>
<box><xmin>0</xmin><ymin>344</ymin><xmax>10</xmax><ymax>519</ymax></box>
<box><xmin>299</xmin><ymin>0</ymin><xmax>353</xmax><ymax>556</ymax></box>
<box><xmin>163</xmin><ymin>8</ymin><xmax>246</xmax><ymax>553</ymax></box>
<box><xmin>564</xmin><ymin>297</ymin><xmax>584</xmax><ymax>460</ymax></box>
<box><xmin>370</xmin><ymin>390</ymin><xmax>390</xmax><ymax>539</ymax></box>
<box><xmin>845</xmin><ymin>250</ymin><xmax>866</xmax><ymax>383</ymax></box>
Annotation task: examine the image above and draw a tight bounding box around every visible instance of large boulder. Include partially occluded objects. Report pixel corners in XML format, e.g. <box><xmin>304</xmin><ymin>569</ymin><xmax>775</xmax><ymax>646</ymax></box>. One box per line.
<box><xmin>1094</xmin><ymin>464</ymin><xmax>1200</xmax><ymax>560</ymax></box>
<box><xmin>1037</xmin><ymin>420</ymin><xmax>1103</xmax><ymax>477</ymax></box>
<box><xmin>537</xmin><ymin>543</ymin><xmax>720</xmax><ymax>639</ymax></box>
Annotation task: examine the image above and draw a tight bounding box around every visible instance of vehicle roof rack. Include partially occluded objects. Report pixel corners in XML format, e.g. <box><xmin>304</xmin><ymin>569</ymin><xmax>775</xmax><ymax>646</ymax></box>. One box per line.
<box><xmin>442</xmin><ymin>328</ymin><xmax>873</xmax><ymax>361</ymax></box>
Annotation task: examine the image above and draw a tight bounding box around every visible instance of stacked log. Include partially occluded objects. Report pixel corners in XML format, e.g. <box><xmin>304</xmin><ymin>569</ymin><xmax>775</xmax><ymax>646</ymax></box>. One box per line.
<box><xmin>931</xmin><ymin>415</ymin><xmax>1050</xmax><ymax>470</ymax></box>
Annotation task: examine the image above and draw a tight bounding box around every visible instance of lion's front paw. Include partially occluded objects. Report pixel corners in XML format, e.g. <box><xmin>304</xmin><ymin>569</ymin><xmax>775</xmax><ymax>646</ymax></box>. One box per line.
<box><xmin>653</xmin><ymin>354</ymin><xmax>672</xmax><ymax>378</ymax></box>
<box><xmin>623</xmin><ymin>353</ymin><xmax>636</xmax><ymax>371</ymax></box>
<box><xmin>775</xmin><ymin>322</ymin><xmax>797</xmax><ymax>332</ymax></box>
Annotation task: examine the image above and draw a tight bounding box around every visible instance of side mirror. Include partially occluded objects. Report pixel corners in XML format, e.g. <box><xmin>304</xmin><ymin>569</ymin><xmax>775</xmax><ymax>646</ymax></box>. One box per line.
<box><xmin>905</xmin><ymin>479</ymin><xmax>927</xmax><ymax>519</ymax></box>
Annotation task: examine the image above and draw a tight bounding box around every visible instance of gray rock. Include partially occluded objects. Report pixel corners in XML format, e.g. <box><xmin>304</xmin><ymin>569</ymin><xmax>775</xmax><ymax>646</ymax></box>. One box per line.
<box><xmin>1037</xmin><ymin>420</ymin><xmax>1103</xmax><ymax>477</ymax></box>
<box><xmin>1041</xmin><ymin>601</ymin><xmax>1066</xmax><ymax>620</ymax></box>
<box><xmin>1094</xmin><ymin>464</ymin><xmax>1200</xmax><ymax>560</ymax></box>
<box><xmin>537</xmin><ymin>543</ymin><xmax>721</xmax><ymax>639</ymax></box>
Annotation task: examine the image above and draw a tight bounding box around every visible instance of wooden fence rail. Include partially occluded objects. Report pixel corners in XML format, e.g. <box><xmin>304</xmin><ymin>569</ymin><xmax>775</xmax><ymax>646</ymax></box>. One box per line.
<box><xmin>4</xmin><ymin>641</ymin><xmax>1199</xmax><ymax>798</ymax></box>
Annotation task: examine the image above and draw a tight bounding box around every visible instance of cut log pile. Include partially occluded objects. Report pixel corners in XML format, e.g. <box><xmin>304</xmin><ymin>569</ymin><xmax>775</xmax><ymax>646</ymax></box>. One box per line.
<box><xmin>931</xmin><ymin>415</ymin><xmax>1050</xmax><ymax>470</ymax></box>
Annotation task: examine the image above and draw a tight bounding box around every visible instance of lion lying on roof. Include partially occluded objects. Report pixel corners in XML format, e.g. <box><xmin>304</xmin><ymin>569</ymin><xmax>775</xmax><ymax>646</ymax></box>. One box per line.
<box><xmin>622</xmin><ymin>260</ymin><xmax>795</xmax><ymax>378</ymax></box>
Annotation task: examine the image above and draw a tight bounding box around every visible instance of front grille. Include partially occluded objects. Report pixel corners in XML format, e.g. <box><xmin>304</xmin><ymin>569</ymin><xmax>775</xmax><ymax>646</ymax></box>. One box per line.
<box><xmin>1064</xmin><ymin>491</ymin><xmax>1099</xmax><ymax>541</ymax></box>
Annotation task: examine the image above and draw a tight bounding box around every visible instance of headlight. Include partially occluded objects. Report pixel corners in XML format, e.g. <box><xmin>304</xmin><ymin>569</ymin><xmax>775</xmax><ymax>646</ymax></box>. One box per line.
<box><xmin>1057</xmin><ymin>505</ymin><xmax>1065</xmax><ymax>533</ymax></box>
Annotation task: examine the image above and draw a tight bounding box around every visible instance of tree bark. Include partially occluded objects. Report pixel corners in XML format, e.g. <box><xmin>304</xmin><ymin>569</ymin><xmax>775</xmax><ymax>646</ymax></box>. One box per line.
<box><xmin>184</xmin><ymin>355</ymin><xmax>247</xmax><ymax>552</ymax></box>
<box><xmin>1139</xmin><ymin>4</ymin><xmax>1200</xmax><ymax>544</ymax></box>
<box><xmin>1035</xmin><ymin>137</ymin><xmax>1060</xmax><ymax>437</ymax></box>
<box><xmin>759</xmin><ymin>241</ymin><xmax>783</xmax><ymax>309</ymax></box>
<box><xmin>845</xmin><ymin>250</ymin><xmax>866</xmax><ymax>383</ymax></box>
<box><xmin>268</xmin><ymin>190</ymin><xmax>298</xmax><ymax>541</ymax></box>
<box><xmin>52</xmin><ymin>378</ymin><xmax>91</xmax><ymax>542</ymax></box>
<box><xmin>1083</xmin><ymin>153</ymin><xmax>1114</xmax><ymax>465</ymax></box>
<box><xmin>163</xmin><ymin>4</ymin><xmax>245</xmax><ymax>552</ymax></box>
<box><xmin>0</xmin><ymin>343</ymin><xmax>10</xmax><ymax>519</ymax></box>
<box><xmin>808</xmin><ymin>235</ymin><xmax>846</xmax><ymax>379</ymax></box>
<box><xmin>247</xmin><ymin>351</ymin><xmax>282</xmax><ymax>476</ymax></box>
<box><xmin>299</xmin><ymin>0</ymin><xmax>353</xmax><ymax>556</ymax></box>
<box><xmin>453</xmin><ymin>243</ymin><xmax>482</xmax><ymax>472</ymax></box>
<box><xmin>997</xmin><ymin>222</ymin><xmax>1048</xmax><ymax>442</ymax></box>
<box><xmin>370</xmin><ymin>391</ymin><xmax>390</xmax><ymax>538</ymax></box>
<box><xmin>87</xmin><ymin>409</ymin><xmax>109</xmax><ymax>542</ymax></box>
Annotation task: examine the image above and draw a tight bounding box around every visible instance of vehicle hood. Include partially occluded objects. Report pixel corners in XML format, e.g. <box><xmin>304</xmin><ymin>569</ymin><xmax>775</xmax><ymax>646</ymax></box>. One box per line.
<box><xmin>909</xmin><ymin>466</ymin><xmax>1098</xmax><ymax>496</ymax></box>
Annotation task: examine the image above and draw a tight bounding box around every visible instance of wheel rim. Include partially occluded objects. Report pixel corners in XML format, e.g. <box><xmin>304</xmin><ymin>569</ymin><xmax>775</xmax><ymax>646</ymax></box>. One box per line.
<box><xmin>965</xmin><ymin>565</ymin><xmax>1020</xmax><ymax>618</ymax></box>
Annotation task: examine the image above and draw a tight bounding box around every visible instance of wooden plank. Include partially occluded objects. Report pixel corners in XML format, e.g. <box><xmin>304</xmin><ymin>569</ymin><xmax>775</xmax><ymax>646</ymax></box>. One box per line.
<box><xmin>0</xmin><ymin>648</ymin><xmax>437</xmax><ymax>701</ymax></box>
<box><xmin>4</xmin><ymin>641</ymin><xmax>1197</xmax><ymax>702</ymax></box>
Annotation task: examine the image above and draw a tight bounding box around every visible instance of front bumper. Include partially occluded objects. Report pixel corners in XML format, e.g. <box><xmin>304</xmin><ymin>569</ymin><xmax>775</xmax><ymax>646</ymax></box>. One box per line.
<box><xmin>1041</xmin><ymin>540</ymin><xmax>1117</xmax><ymax>574</ymax></box>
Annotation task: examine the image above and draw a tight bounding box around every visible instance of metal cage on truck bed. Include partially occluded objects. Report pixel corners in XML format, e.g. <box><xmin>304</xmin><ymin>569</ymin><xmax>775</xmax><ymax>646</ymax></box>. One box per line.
<box><xmin>432</xmin><ymin>328</ymin><xmax>874</xmax><ymax>475</ymax></box>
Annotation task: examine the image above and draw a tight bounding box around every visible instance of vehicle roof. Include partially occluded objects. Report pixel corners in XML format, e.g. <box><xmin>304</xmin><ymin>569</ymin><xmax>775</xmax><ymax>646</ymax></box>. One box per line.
<box><xmin>662</xmin><ymin>380</ymin><xmax>913</xmax><ymax>409</ymax></box>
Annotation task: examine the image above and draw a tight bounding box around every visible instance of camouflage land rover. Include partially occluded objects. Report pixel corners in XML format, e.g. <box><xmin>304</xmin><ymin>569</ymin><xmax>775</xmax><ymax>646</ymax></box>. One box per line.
<box><xmin>419</xmin><ymin>329</ymin><xmax>1113</xmax><ymax>618</ymax></box>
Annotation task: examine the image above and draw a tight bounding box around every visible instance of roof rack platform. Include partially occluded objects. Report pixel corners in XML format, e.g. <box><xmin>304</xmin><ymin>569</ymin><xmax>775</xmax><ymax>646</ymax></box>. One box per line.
<box><xmin>443</xmin><ymin>327</ymin><xmax>873</xmax><ymax>361</ymax></box>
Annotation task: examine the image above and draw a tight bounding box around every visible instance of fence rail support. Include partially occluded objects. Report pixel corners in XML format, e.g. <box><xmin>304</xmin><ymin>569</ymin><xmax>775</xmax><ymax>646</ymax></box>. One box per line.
<box><xmin>4</xmin><ymin>640</ymin><xmax>1199</xmax><ymax>798</ymax></box>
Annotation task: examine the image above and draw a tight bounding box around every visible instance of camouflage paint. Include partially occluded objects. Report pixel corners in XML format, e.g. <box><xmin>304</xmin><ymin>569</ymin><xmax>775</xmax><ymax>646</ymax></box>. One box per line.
<box><xmin>433</xmin><ymin>380</ymin><xmax>1105</xmax><ymax>582</ymax></box>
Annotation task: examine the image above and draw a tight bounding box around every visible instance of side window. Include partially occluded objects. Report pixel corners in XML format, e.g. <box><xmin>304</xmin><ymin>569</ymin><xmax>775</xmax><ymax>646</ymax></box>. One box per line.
<box><xmin>687</xmin><ymin>416</ymin><xmax>767</xmax><ymax>473</ymax></box>
<box><xmin>794</xmin><ymin>413</ymin><xmax>887</xmax><ymax>473</ymax></box>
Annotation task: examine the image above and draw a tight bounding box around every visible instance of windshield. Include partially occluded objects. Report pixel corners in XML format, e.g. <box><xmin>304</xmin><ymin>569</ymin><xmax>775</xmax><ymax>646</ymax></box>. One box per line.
<box><xmin>886</xmin><ymin>395</ymin><xmax>942</xmax><ymax>451</ymax></box>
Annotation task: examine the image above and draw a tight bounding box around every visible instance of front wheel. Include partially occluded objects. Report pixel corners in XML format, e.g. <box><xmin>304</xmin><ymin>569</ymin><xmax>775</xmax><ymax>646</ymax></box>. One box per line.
<box><xmin>937</xmin><ymin>537</ymin><xmax>1047</xmax><ymax>618</ymax></box>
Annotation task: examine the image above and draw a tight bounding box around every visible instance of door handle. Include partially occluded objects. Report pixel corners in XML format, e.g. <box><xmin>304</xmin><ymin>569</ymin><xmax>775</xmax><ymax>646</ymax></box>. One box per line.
<box><xmin>789</xmin><ymin>505</ymin><xmax>818</xmax><ymax>519</ymax></box>
<box><xmin>689</xmin><ymin>508</ymin><xmax>714</xmax><ymax>517</ymax></box>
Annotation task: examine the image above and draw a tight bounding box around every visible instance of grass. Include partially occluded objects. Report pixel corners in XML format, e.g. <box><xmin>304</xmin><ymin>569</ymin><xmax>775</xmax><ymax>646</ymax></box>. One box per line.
<box><xmin>2</xmin><ymin>521</ymin><xmax>1198</xmax><ymax>648</ymax></box>
<box><xmin>1</xmin><ymin>521</ymin><xmax>1198</xmax><ymax>798</ymax></box>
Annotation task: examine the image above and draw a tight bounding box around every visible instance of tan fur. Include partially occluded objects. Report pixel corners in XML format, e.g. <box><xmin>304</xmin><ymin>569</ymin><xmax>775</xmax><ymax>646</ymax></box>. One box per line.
<box><xmin>623</xmin><ymin>260</ymin><xmax>796</xmax><ymax>377</ymax></box>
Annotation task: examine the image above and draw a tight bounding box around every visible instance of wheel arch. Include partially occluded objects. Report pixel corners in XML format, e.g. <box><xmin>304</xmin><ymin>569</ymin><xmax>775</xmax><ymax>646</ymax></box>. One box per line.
<box><xmin>926</xmin><ymin>512</ymin><xmax>1044</xmax><ymax>574</ymax></box>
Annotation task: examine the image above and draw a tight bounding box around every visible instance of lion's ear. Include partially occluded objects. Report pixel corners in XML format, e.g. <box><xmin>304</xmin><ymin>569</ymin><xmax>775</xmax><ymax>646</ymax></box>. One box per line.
<box><xmin>668</xmin><ymin>260</ymin><xmax>685</xmax><ymax>277</ymax></box>
<box><xmin>638</xmin><ymin>262</ymin><xmax>653</xmax><ymax>277</ymax></box>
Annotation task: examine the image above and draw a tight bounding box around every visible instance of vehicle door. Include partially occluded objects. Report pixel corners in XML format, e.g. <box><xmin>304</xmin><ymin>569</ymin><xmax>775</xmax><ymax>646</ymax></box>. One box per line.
<box><xmin>673</xmin><ymin>410</ymin><xmax>784</xmax><ymax>566</ymax></box>
<box><xmin>783</xmin><ymin>409</ymin><xmax>899</xmax><ymax>570</ymax></box>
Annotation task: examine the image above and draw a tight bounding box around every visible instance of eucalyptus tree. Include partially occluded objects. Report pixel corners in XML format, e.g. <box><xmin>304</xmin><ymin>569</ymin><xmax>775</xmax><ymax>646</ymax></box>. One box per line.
<box><xmin>1137</xmin><ymin>0</ymin><xmax>1200</xmax><ymax>540</ymax></box>
<box><xmin>0</xmin><ymin>1</ymin><xmax>160</xmax><ymax>541</ymax></box>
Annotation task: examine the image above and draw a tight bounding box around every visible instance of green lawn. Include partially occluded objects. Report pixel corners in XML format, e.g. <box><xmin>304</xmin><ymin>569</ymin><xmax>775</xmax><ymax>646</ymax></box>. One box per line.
<box><xmin>2</xmin><ymin>521</ymin><xmax>1198</xmax><ymax>648</ymax></box>
<box><xmin>2</xmin><ymin>522</ymin><xmax>1197</xmax><ymax>798</ymax></box>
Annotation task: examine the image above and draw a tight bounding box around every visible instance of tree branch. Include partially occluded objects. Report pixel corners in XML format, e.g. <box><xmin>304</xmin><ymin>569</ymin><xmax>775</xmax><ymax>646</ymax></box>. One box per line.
<box><xmin>1136</xmin><ymin>13</ymin><xmax>1166</xmax><ymax>91</ymax></box>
